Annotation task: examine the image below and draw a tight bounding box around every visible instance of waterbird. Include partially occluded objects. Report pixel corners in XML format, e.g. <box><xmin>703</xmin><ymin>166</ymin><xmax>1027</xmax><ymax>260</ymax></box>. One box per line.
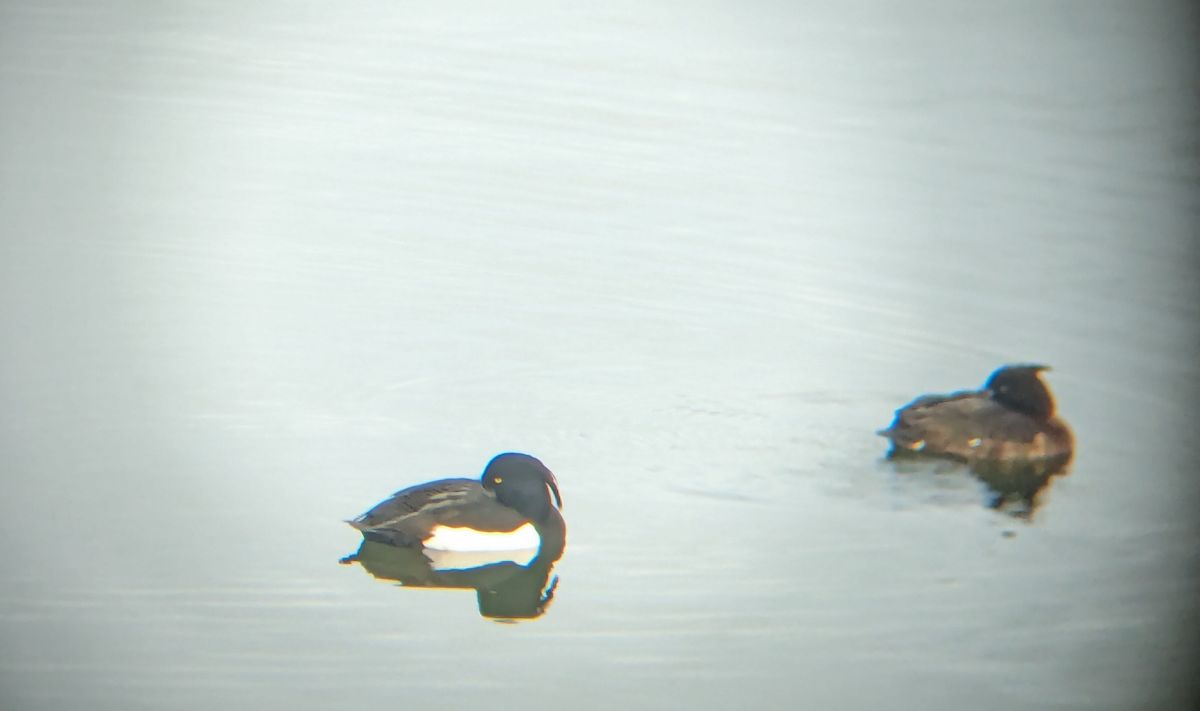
<box><xmin>878</xmin><ymin>364</ymin><xmax>1073</xmax><ymax>462</ymax></box>
<box><xmin>346</xmin><ymin>453</ymin><xmax>564</xmax><ymax>570</ymax></box>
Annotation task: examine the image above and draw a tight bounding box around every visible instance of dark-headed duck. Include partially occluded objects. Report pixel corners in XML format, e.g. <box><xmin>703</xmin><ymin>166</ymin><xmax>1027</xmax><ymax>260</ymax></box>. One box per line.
<box><xmin>346</xmin><ymin>453</ymin><xmax>564</xmax><ymax>561</ymax></box>
<box><xmin>878</xmin><ymin>364</ymin><xmax>1073</xmax><ymax>462</ymax></box>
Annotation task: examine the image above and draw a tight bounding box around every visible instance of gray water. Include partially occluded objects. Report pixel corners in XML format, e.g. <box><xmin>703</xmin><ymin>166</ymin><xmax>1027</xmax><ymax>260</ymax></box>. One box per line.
<box><xmin>1</xmin><ymin>1</ymin><xmax>1198</xmax><ymax>709</ymax></box>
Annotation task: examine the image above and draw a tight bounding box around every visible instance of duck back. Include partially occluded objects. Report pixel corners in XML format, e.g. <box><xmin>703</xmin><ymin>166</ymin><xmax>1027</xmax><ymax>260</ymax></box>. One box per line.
<box><xmin>348</xmin><ymin>478</ymin><xmax>531</xmax><ymax>547</ymax></box>
<box><xmin>881</xmin><ymin>390</ymin><xmax>1073</xmax><ymax>461</ymax></box>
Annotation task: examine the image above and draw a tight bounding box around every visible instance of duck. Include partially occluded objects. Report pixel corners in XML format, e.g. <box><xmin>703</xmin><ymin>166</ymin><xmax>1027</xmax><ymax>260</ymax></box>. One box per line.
<box><xmin>345</xmin><ymin>453</ymin><xmax>564</xmax><ymax>568</ymax></box>
<box><xmin>878</xmin><ymin>364</ymin><xmax>1074</xmax><ymax>462</ymax></box>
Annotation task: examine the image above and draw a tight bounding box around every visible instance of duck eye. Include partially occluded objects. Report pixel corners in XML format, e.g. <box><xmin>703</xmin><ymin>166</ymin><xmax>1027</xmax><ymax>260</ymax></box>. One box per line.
<box><xmin>492</xmin><ymin>477</ymin><xmax>502</xmax><ymax>484</ymax></box>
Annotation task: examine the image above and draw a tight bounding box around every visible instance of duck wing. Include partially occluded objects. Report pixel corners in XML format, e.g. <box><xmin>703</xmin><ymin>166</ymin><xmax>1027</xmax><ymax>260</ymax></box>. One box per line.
<box><xmin>348</xmin><ymin>479</ymin><xmax>531</xmax><ymax>546</ymax></box>
<box><xmin>880</xmin><ymin>390</ymin><xmax>1045</xmax><ymax>459</ymax></box>
<box><xmin>349</xmin><ymin>478</ymin><xmax>484</xmax><ymax>530</ymax></box>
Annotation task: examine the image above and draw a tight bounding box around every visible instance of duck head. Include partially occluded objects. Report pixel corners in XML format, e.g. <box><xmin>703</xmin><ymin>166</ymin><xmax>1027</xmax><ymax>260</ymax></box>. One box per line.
<box><xmin>481</xmin><ymin>453</ymin><xmax>563</xmax><ymax>524</ymax></box>
<box><xmin>985</xmin><ymin>364</ymin><xmax>1055</xmax><ymax>421</ymax></box>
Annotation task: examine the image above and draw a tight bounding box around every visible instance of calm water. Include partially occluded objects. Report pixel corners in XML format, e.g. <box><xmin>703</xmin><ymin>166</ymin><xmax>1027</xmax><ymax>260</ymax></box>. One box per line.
<box><xmin>1</xmin><ymin>1</ymin><xmax>1198</xmax><ymax>709</ymax></box>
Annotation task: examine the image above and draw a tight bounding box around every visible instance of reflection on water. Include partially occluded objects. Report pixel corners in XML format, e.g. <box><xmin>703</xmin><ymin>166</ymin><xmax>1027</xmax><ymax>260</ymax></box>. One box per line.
<box><xmin>339</xmin><ymin>523</ymin><xmax>566</xmax><ymax>621</ymax></box>
<box><xmin>885</xmin><ymin>450</ymin><xmax>1072</xmax><ymax>519</ymax></box>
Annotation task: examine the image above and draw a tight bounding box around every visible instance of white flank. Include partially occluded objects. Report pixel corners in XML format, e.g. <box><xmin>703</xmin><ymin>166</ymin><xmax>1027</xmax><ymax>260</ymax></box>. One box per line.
<box><xmin>425</xmin><ymin>548</ymin><xmax>538</xmax><ymax>571</ymax></box>
<box><xmin>423</xmin><ymin>522</ymin><xmax>540</xmax><ymax>552</ymax></box>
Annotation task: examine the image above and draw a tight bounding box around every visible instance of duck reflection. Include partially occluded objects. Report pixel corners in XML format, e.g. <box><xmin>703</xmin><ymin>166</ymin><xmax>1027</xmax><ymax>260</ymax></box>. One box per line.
<box><xmin>340</xmin><ymin>526</ymin><xmax>565</xmax><ymax>621</ymax></box>
<box><xmin>885</xmin><ymin>449</ymin><xmax>1071</xmax><ymax>518</ymax></box>
<box><xmin>967</xmin><ymin>453</ymin><xmax>1072</xmax><ymax>517</ymax></box>
<box><xmin>339</xmin><ymin>453</ymin><xmax>566</xmax><ymax>621</ymax></box>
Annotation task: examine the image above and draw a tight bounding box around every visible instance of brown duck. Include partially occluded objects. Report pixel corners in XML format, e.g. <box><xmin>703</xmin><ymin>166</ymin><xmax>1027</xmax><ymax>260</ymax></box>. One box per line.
<box><xmin>878</xmin><ymin>364</ymin><xmax>1074</xmax><ymax>462</ymax></box>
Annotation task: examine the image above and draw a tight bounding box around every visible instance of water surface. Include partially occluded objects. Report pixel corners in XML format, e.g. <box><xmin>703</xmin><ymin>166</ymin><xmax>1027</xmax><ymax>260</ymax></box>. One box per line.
<box><xmin>1</xmin><ymin>1</ymin><xmax>1197</xmax><ymax>709</ymax></box>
